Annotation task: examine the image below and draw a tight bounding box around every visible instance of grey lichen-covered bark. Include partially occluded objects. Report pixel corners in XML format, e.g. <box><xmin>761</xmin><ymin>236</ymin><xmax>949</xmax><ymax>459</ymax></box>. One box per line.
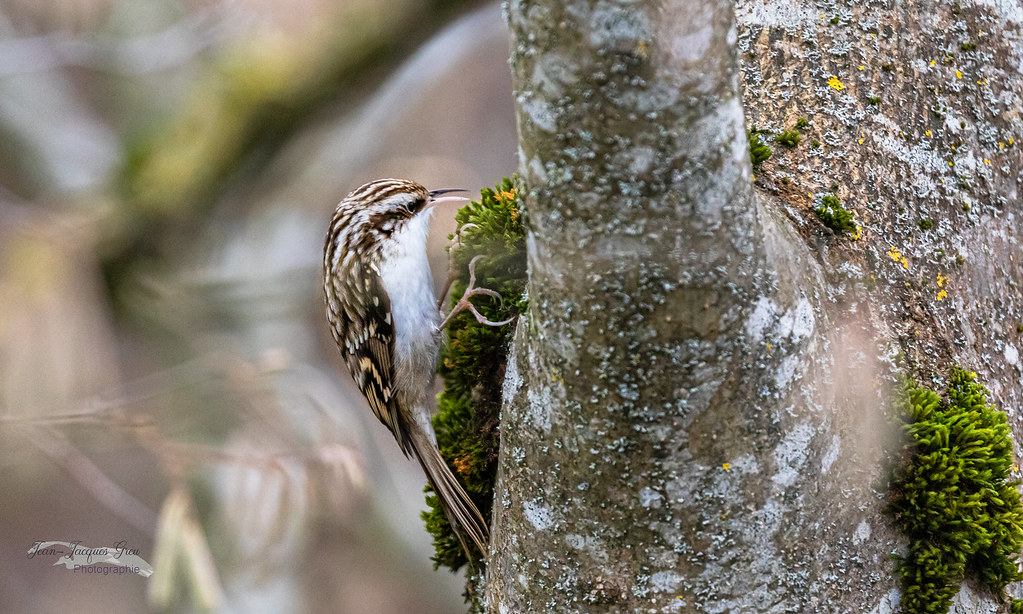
<box><xmin>486</xmin><ymin>0</ymin><xmax>1023</xmax><ymax>612</ymax></box>
<box><xmin>733</xmin><ymin>0</ymin><xmax>1023</xmax><ymax>408</ymax></box>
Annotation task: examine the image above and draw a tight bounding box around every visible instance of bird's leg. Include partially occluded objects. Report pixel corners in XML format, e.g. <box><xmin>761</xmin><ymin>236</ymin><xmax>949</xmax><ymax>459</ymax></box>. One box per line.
<box><xmin>437</xmin><ymin>269</ymin><xmax>458</xmax><ymax>312</ymax></box>
<box><xmin>439</xmin><ymin>255</ymin><xmax>514</xmax><ymax>330</ymax></box>
<box><xmin>437</xmin><ymin>222</ymin><xmax>479</xmax><ymax>311</ymax></box>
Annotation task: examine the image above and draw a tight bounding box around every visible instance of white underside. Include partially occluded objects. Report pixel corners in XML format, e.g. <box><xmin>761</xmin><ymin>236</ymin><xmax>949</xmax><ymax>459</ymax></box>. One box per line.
<box><xmin>377</xmin><ymin>210</ymin><xmax>441</xmax><ymax>440</ymax></box>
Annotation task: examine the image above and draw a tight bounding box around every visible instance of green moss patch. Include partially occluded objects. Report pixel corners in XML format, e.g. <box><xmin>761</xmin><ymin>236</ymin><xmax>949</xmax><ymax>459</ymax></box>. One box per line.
<box><xmin>815</xmin><ymin>194</ymin><xmax>857</xmax><ymax>235</ymax></box>
<box><xmin>775</xmin><ymin>129</ymin><xmax>801</xmax><ymax>148</ymax></box>
<box><xmin>890</xmin><ymin>367</ymin><xmax>1023</xmax><ymax>613</ymax></box>
<box><xmin>423</xmin><ymin>179</ymin><xmax>526</xmax><ymax>583</ymax></box>
<box><xmin>747</xmin><ymin>129</ymin><xmax>772</xmax><ymax>168</ymax></box>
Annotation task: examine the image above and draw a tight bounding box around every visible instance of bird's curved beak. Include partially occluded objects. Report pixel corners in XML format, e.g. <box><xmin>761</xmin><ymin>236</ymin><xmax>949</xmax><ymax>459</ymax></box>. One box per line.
<box><xmin>428</xmin><ymin>188</ymin><xmax>465</xmax><ymax>198</ymax></box>
<box><xmin>427</xmin><ymin>188</ymin><xmax>470</xmax><ymax>210</ymax></box>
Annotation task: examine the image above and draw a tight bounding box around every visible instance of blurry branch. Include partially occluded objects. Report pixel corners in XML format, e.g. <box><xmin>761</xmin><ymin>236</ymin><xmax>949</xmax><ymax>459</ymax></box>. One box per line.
<box><xmin>22</xmin><ymin>425</ymin><xmax>159</xmax><ymax>534</ymax></box>
<box><xmin>0</xmin><ymin>10</ymin><xmax>223</xmax><ymax>76</ymax></box>
<box><xmin>106</xmin><ymin>0</ymin><xmax>482</xmax><ymax>296</ymax></box>
<box><xmin>149</xmin><ymin>486</ymin><xmax>224</xmax><ymax>610</ymax></box>
<box><xmin>3</xmin><ymin>352</ymin><xmax>366</xmax><ymax>545</ymax></box>
<box><xmin>305</xmin><ymin>1</ymin><xmax>505</xmax><ymax>185</ymax></box>
<box><xmin>0</xmin><ymin>69</ymin><xmax>118</xmax><ymax>195</ymax></box>
<box><xmin>152</xmin><ymin>441</ymin><xmax>363</xmax><ymax>489</ymax></box>
<box><xmin>0</xmin><ymin>353</ymin><xmax>225</xmax><ymax>427</ymax></box>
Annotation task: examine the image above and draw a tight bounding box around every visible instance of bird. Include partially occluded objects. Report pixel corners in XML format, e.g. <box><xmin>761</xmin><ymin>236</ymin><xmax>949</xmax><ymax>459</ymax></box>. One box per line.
<box><xmin>322</xmin><ymin>178</ymin><xmax>505</xmax><ymax>559</ymax></box>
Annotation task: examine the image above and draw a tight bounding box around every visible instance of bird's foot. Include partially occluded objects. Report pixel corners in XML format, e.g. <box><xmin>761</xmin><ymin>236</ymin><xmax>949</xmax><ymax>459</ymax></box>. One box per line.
<box><xmin>439</xmin><ymin>255</ymin><xmax>514</xmax><ymax>330</ymax></box>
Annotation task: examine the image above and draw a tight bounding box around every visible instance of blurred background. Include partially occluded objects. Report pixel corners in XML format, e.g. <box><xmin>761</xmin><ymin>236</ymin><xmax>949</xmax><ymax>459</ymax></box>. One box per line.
<box><xmin>0</xmin><ymin>0</ymin><xmax>516</xmax><ymax>612</ymax></box>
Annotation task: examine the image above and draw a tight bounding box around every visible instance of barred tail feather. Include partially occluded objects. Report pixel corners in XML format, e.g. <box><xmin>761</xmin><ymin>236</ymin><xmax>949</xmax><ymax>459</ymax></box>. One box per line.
<box><xmin>410</xmin><ymin>428</ymin><xmax>489</xmax><ymax>557</ymax></box>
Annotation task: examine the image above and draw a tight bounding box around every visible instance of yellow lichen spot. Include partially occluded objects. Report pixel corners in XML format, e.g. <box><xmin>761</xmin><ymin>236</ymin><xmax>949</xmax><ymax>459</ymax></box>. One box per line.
<box><xmin>925</xmin><ymin>130</ymin><xmax>932</xmax><ymax>137</ymax></box>
<box><xmin>827</xmin><ymin>76</ymin><xmax>844</xmax><ymax>90</ymax></box>
<box><xmin>889</xmin><ymin>246</ymin><xmax>908</xmax><ymax>269</ymax></box>
<box><xmin>858</xmin><ymin>138</ymin><xmax>864</xmax><ymax>144</ymax></box>
<box><xmin>999</xmin><ymin>142</ymin><xmax>1005</xmax><ymax>149</ymax></box>
<box><xmin>951</xmin><ymin>145</ymin><xmax>956</xmax><ymax>150</ymax></box>
<box><xmin>859</xmin><ymin>65</ymin><xmax>865</xmax><ymax>70</ymax></box>
<box><xmin>937</xmin><ymin>289</ymin><xmax>948</xmax><ymax>301</ymax></box>
<box><xmin>766</xmin><ymin>342</ymin><xmax>773</xmax><ymax>353</ymax></box>
<box><xmin>851</xmin><ymin>225</ymin><xmax>862</xmax><ymax>241</ymax></box>
<box><xmin>635</xmin><ymin>40</ymin><xmax>649</xmax><ymax>60</ymax></box>
<box><xmin>956</xmin><ymin>70</ymin><xmax>962</xmax><ymax>79</ymax></box>
<box><xmin>948</xmin><ymin>161</ymin><xmax>955</xmax><ymax>166</ymax></box>
<box><xmin>977</xmin><ymin>78</ymin><xmax>988</xmax><ymax>86</ymax></box>
<box><xmin>984</xmin><ymin>158</ymin><xmax>991</xmax><ymax>164</ymax></box>
<box><xmin>820</xmin><ymin>13</ymin><xmax>825</xmax><ymax>18</ymax></box>
<box><xmin>930</xmin><ymin>60</ymin><xmax>937</xmax><ymax>66</ymax></box>
<box><xmin>1010</xmin><ymin>138</ymin><xmax>1015</xmax><ymax>145</ymax></box>
<box><xmin>722</xmin><ymin>463</ymin><xmax>732</xmax><ymax>471</ymax></box>
<box><xmin>937</xmin><ymin>273</ymin><xmax>947</xmax><ymax>287</ymax></box>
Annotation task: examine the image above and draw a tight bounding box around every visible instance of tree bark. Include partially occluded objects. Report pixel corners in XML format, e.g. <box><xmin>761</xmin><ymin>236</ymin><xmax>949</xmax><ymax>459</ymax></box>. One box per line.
<box><xmin>486</xmin><ymin>0</ymin><xmax>1023</xmax><ymax>612</ymax></box>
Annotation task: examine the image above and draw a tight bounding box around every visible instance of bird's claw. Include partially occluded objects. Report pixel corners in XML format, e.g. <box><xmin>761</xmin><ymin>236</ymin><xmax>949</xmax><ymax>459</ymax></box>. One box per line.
<box><xmin>451</xmin><ymin>223</ymin><xmax>480</xmax><ymax>251</ymax></box>
<box><xmin>439</xmin><ymin>255</ymin><xmax>514</xmax><ymax>329</ymax></box>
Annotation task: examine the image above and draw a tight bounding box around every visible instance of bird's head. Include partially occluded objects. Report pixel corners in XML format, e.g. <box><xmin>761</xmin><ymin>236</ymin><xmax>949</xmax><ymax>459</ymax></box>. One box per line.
<box><xmin>347</xmin><ymin>177</ymin><xmax>465</xmax><ymax>219</ymax></box>
<box><xmin>326</xmin><ymin>178</ymin><xmax>468</xmax><ymax>265</ymax></box>
<box><xmin>338</xmin><ymin>178</ymin><xmax>466</xmax><ymax>235</ymax></box>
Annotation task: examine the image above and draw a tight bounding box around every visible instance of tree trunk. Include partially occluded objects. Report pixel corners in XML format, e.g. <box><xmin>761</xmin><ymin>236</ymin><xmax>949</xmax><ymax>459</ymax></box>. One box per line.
<box><xmin>486</xmin><ymin>0</ymin><xmax>1023</xmax><ymax>612</ymax></box>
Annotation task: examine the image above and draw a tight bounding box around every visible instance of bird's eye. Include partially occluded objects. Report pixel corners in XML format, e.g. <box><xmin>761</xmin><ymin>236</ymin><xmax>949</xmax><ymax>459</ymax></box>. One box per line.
<box><xmin>405</xmin><ymin>198</ymin><xmax>425</xmax><ymax>215</ymax></box>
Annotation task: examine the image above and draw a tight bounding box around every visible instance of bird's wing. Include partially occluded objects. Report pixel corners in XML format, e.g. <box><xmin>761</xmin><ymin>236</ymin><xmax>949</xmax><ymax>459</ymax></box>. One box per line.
<box><xmin>341</xmin><ymin>261</ymin><xmax>414</xmax><ymax>456</ymax></box>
